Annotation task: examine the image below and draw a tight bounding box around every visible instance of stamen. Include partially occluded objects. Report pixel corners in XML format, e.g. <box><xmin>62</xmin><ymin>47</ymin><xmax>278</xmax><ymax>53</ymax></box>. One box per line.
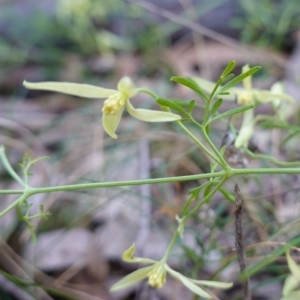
<box><xmin>102</xmin><ymin>93</ymin><xmax>126</xmax><ymax>115</ymax></box>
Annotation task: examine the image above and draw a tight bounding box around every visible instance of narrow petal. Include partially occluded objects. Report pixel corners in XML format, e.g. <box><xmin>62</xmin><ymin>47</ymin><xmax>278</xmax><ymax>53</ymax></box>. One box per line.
<box><xmin>117</xmin><ymin>77</ymin><xmax>137</xmax><ymax>98</ymax></box>
<box><xmin>283</xmin><ymin>275</ymin><xmax>299</xmax><ymax>296</ymax></box>
<box><xmin>191</xmin><ymin>280</ymin><xmax>233</xmax><ymax>289</ymax></box>
<box><xmin>281</xmin><ymin>290</ymin><xmax>300</xmax><ymax>300</ymax></box>
<box><xmin>234</xmin><ymin>109</ymin><xmax>254</xmax><ymax>148</ymax></box>
<box><xmin>102</xmin><ymin>107</ymin><xmax>124</xmax><ymax>139</ymax></box>
<box><xmin>23</xmin><ymin>81</ymin><xmax>117</xmax><ymax>98</ymax></box>
<box><xmin>126</xmin><ymin>99</ymin><xmax>181</xmax><ymax>122</ymax></box>
<box><xmin>110</xmin><ymin>265</ymin><xmax>154</xmax><ymax>292</ymax></box>
<box><xmin>286</xmin><ymin>250</ymin><xmax>300</xmax><ymax>279</ymax></box>
<box><xmin>242</xmin><ymin>64</ymin><xmax>252</xmax><ymax>91</ymax></box>
<box><xmin>122</xmin><ymin>244</ymin><xmax>157</xmax><ymax>264</ymax></box>
<box><xmin>166</xmin><ymin>266</ymin><xmax>211</xmax><ymax>298</ymax></box>
<box><xmin>253</xmin><ymin>90</ymin><xmax>295</xmax><ymax>103</ymax></box>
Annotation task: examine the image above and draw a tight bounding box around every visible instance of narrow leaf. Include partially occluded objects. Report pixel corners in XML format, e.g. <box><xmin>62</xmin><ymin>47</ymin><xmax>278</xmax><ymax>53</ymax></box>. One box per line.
<box><xmin>156</xmin><ymin>98</ymin><xmax>188</xmax><ymax>115</ymax></box>
<box><xmin>204</xmin><ymin>184</ymin><xmax>212</xmax><ymax>201</ymax></box>
<box><xmin>221</xmin><ymin>60</ymin><xmax>236</xmax><ymax>78</ymax></box>
<box><xmin>221</xmin><ymin>74</ymin><xmax>234</xmax><ymax>82</ymax></box>
<box><xmin>188</xmin><ymin>100</ymin><xmax>196</xmax><ymax>113</ymax></box>
<box><xmin>205</xmin><ymin>125</ymin><xmax>210</xmax><ymax>135</ymax></box>
<box><xmin>219</xmin><ymin>188</ymin><xmax>235</xmax><ymax>203</ymax></box>
<box><xmin>209</xmin><ymin>105</ymin><xmax>253</xmax><ymax>124</ymax></box>
<box><xmin>171</xmin><ymin>77</ymin><xmax>209</xmax><ymax>102</ymax></box>
<box><xmin>210</xmin><ymin>98</ymin><xmax>223</xmax><ymax>116</ymax></box>
<box><xmin>217</xmin><ymin>66</ymin><xmax>261</xmax><ymax>95</ymax></box>
<box><xmin>182</xmin><ymin>195</ymin><xmax>195</xmax><ymax>215</ymax></box>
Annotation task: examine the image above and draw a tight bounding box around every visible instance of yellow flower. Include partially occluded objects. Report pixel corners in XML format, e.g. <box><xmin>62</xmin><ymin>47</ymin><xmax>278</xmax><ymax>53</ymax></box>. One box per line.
<box><xmin>193</xmin><ymin>64</ymin><xmax>294</xmax><ymax>105</ymax></box>
<box><xmin>23</xmin><ymin>77</ymin><xmax>181</xmax><ymax>138</ymax></box>
<box><xmin>110</xmin><ymin>244</ymin><xmax>233</xmax><ymax>298</ymax></box>
<box><xmin>194</xmin><ymin>65</ymin><xmax>294</xmax><ymax>149</ymax></box>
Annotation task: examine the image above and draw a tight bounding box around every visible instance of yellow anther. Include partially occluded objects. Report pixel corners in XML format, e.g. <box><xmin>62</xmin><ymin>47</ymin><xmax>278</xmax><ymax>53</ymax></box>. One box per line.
<box><xmin>147</xmin><ymin>263</ymin><xmax>167</xmax><ymax>288</ymax></box>
<box><xmin>237</xmin><ymin>91</ymin><xmax>253</xmax><ymax>105</ymax></box>
<box><xmin>102</xmin><ymin>93</ymin><xmax>126</xmax><ymax>115</ymax></box>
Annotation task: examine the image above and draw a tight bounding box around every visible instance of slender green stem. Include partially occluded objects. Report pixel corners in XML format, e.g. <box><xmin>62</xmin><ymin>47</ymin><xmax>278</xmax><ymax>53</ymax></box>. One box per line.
<box><xmin>189</xmin><ymin>117</ymin><xmax>230</xmax><ymax>170</ymax></box>
<box><xmin>201</xmin><ymin>126</ymin><xmax>230</xmax><ymax>171</ymax></box>
<box><xmin>232</xmin><ymin>167</ymin><xmax>300</xmax><ymax>176</ymax></box>
<box><xmin>29</xmin><ymin>171</ymin><xmax>227</xmax><ymax>195</ymax></box>
<box><xmin>136</xmin><ymin>88</ymin><xmax>159</xmax><ymax>99</ymax></box>
<box><xmin>244</xmin><ymin>147</ymin><xmax>300</xmax><ymax>167</ymax></box>
<box><xmin>162</xmin><ymin>230</ymin><xmax>179</xmax><ymax>262</ymax></box>
<box><xmin>2</xmin><ymin>167</ymin><xmax>300</xmax><ymax>197</ymax></box>
<box><xmin>0</xmin><ymin>147</ymin><xmax>26</xmax><ymax>188</ymax></box>
<box><xmin>183</xmin><ymin>177</ymin><xmax>227</xmax><ymax>221</ymax></box>
<box><xmin>176</xmin><ymin>121</ymin><xmax>222</xmax><ymax>165</ymax></box>
<box><xmin>137</xmin><ymin>89</ymin><xmax>222</xmax><ymax>165</ymax></box>
<box><xmin>0</xmin><ymin>192</ymin><xmax>30</xmax><ymax>217</ymax></box>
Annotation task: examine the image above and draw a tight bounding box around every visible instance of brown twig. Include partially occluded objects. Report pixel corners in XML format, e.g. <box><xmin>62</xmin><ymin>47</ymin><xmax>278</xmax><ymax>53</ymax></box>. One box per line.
<box><xmin>234</xmin><ymin>184</ymin><xmax>251</xmax><ymax>300</ymax></box>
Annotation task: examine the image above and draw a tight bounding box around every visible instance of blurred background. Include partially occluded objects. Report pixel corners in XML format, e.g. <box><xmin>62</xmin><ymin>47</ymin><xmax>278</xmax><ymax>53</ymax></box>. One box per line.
<box><xmin>0</xmin><ymin>0</ymin><xmax>300</xmax><ymax>299</ymax></box>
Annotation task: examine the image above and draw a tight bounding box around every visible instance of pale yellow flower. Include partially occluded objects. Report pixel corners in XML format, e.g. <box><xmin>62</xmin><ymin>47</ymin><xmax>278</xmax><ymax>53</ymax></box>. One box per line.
<box><xmin>193</xmin><ymin>64</ymin><xmax>294</xmax><ymax>105</ymax></box>
<box><xmin>110</xmin><ymin>244</ymin><xmax>233</xmax><ymax>298</ymax></box>
<box><xmin>23</xmin><ymin>77</ymin><xmax>181</xmax><ymax>138</ymax></box>
<box><xmin>281</xmin><ymin>249</ymin><xmax>300</xmax><ymax>300</ymax></box>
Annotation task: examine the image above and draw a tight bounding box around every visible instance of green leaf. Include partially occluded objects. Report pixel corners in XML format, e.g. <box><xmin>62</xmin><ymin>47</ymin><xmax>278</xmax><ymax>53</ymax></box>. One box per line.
<box><xmin>210</xmin><ymin>98</ymin><xmax>223</xmax><ymax>116</ymax></box>
<box><xmin>188</xmin><ymin>182</ymin><xmax>212</xmax><ymax>200</ymax></box>
<box><xmin>188</xmin><ymin>100</ymin><xmax>196</xmax><ymax>113</ymax></box>
<box><xmin>171</xmin><ymin>77</ymin><xmax>209</xmax><ymax>102</ymax></box>
<box><xmin>204</xmin><ymin>184</ymin><xmax>212</xmax><ymax>201</ymax></box>
<box><xmin>156</xmin><ymin>98</ymin><xmax>188</xmax><ymax>115</ymax></box>
<box><xmin>182</xmin><ymin>195</ymin><xmax>195</xmax><ymax>215</ymax></box>
<box><xmin>217</xmin><ymin>66</ymin><xmax>261</xmax><ymax>95</ymax></box>
<box><xmin>221</xmin><ymin>60</ymin><xmax>236</xmax><ymax>78</ymax></box>
<box><xmin>259</xmin><ymin>121</ymin><xmax>289</xmax><ymax>130</ymax></box>
<box><xmin>209</xmin><ymin>105</ymin><xmax>253</xmax><ymax>124</ymax></box>
<box><xmin>281</xmin><ymin>130</ymin><xmax>300</xmax><ymax>146</ymax></box>
<box><xmin>219</xmin><ymin>187</ymin><xmax>235</xmax><ymax>203</ymax></box>
<box><xmin>221</xmin><ymin>74</ymin><xmax>234</xmax><ymax>82</ymax></box>
<box><xmin>205</xmin><ymin>125</ymin><xmax>210</xmax><ymax>135</ymax></box>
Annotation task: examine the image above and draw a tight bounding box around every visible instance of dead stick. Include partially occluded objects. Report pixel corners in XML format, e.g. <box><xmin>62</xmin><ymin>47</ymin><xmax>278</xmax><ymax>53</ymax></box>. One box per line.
<box><xmin>234</xmin><ymin>184</ymin><xmax>251</xmax><ymax>300</ymax></box>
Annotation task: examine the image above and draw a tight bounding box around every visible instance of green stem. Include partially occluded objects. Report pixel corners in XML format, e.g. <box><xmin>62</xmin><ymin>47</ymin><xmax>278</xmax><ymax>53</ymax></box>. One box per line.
<box><xmin>183</xmin><ymin>177</ymin><xmax>227</xmax><ymax>221</ymax></box>
<box><xmin>137</xmin><ymin>89</ymin><xmax>221</xmax><ymax>165</ymax></box>
<box><xmin>0</xmin><ymin>192</ymin><xmax>29</xmax><ymax>217</ymax></box>
<box><xmin>0</xmin><ymin>147</ymin><xmax>26</xmax><ymax>188</ymax></box>
<box><xmin>244</xmin><ymin>147</ymin><xmax>300</xmax><ymax>167</ymax></box>
<box><xmin>136</xmin><ymin>88</ymin><xmax>159</xmax><ymax>100</ymax></box>
<box><xmin>162</xmin><ymin>230</ymin><xmax>179</xmax><ymax>262</ymax></box>
<box><xmin>2</xmin><ymin>167</ymin><xmax>300</xmax><ymax>196</ymax></box>
<box><xmin>27</xmin><ymin>171</ymin><xmax>227</xmax><ymax>195</ymax></box>
<box><xmin>176</xmin><ymin>121</ymin><xmax>222</xmax><ymax>165</ymax></box>
<box><xmin>202</xmin><ymin>126</ymin><xmax>230</xmax><ymax>171</ymax></box>
<box><xmin>189</xmin><ymin>117</ymin><xmax>230</xmax><ymax>170</ymax></box>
